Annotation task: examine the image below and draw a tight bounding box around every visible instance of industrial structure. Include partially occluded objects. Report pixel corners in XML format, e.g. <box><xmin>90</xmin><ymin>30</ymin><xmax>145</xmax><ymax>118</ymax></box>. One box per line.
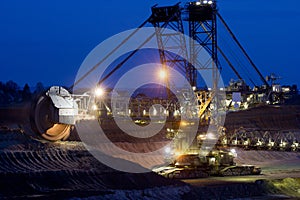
<box><xmin>31</xmin><ymin>1</ymin><xmax>295</xmax><ymax>139</ymax></box>
<box><xmin>27</xmin><ymin>1</ymin><xmax>299</xmax><ymax>177</ymax></box>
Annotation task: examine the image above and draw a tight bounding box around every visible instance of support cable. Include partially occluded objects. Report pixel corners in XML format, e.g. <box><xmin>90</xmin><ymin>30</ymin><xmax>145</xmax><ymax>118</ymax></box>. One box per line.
<box><xmin>217</xmin><ymin>13</ymin><xmax>269</xmax><ymax>87</ymax></box>
<box><xmin>217</xmin><ymin>47</ymin><xmax>243</xmax><ymax>80</ymax></box>
<box><xmin>98</xmin><ymin>12</ymin><xmax>179</xmax><ymax>86</ymax></box>
<box><xmin>220</xmin><ymin>35</ymin><xmax>256</xmax><ymax>86</ymax></box>
<box><xmin>69</xmin><ymin>17</ymin><xmax>151</xmax><ymax>90</ymax></box>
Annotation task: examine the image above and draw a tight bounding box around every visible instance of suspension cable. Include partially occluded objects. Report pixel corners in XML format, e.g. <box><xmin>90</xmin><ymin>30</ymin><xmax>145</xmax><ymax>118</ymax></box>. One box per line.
<box><xmin>97</xmin><ymin>9</ymin><xmax>181</xmax><ymax>86</ymax></box>
<box><xmin>69</xmin><ymin>17</ymin><xmax>151</xmax><ymax>90</ymax></box>
<box><xmin>217</xmin><ymin>12</ymin><xmax>269</xmax><ymax>87</ymax></box>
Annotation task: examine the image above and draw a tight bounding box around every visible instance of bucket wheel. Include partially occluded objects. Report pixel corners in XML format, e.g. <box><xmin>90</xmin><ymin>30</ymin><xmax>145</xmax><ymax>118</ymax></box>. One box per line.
<box><xmin>30</xmin><ymin>94</ymin><xmax>71</xmax><ymax>141</ymax></box>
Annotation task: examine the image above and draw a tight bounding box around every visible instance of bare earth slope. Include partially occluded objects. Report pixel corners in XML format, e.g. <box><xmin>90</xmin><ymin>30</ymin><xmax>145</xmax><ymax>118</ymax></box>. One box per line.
<box><xmin>1</xmin><ymin>104</ymin><xmax>300</xmax><ymax>199</ymax></box>
<box><xmin>225</xmin><ymin>105</ymin><xmax>300</xmax><ymax>132</ymax></box>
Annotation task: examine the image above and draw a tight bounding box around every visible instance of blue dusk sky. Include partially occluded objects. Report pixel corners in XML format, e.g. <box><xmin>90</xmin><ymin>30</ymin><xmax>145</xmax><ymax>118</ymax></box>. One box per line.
<box><xmin>0</xmin><ymin>0</ymin><xmax>299</xmax><ymax>88</ymax></box>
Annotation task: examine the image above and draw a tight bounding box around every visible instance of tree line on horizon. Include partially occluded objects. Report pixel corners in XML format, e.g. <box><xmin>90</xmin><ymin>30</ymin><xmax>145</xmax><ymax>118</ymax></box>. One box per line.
<box><xmin>0</xmin><ymin>80</ymin><xmax>45</xmax><ymax>105</ymax></box>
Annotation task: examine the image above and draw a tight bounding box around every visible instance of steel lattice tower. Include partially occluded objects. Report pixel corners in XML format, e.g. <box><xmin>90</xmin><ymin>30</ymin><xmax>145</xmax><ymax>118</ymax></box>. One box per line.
<box><xmin>149</xmin><ymin>1</ymin><xmax>220</xmax><ymax>90</ymax></box>
<box><xmin>149</xmin><ymin>4</ymin><xmax>190</xmax><ymax>87</ymax></box>
<box><xmin>185</xmin><ymin>1</ymin><xmax>219</xmax><ymax>90</ymax></box>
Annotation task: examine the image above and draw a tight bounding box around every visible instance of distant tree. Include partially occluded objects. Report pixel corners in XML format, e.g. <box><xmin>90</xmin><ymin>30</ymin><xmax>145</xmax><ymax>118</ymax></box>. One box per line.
<box><xmin>5</xmin><ymin>80</ymin><xmax>20</xmax><ymax>103</ymax></box>
<box><xmin>0</xmin><ymin>81</ymin><xmax>4</xmax><ymax>91</ymax></box>
<box><xmin>32</xmin><ymin>82</ymin><xmax>45</xmax><ymax>99</ymax></box>
<box><xmin>34</xmin><ymin>82</ymin><xmax>45</xmax><ymax>94</ymax></box>
<box><xmin>5</xmin><ymin>80</ymin><xmax>19</xmax><ymax>93</ymax></box>
<box><xmin>292</xmin><ymin>85</ymin><xmax>298</xmax><ymax>94</ymax></box>
<box><xmin>22</xmin><ymin>83</ymin><xmax>31</xmax><ymax>101</ymax></box>
<box><xmin>0</xmin><ymin>81</ymin><xmax>5</xmax><ymax>105</ymax></box>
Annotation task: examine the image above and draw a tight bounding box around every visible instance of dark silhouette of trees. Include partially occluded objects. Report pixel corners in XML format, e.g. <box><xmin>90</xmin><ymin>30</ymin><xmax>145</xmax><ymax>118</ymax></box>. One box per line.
<box><xmin>5</xmin><ymin>80</ymin><xmax>20</xmax><ymax>103</ymax></box>
<box><xmin>0</xmin><ymin>81</ymin><xmax>46</xmax><ymax>105</ymax></box>
<box><xmin>34</xmin><ymin>82</ymin><xmax>44</xmax><ymax>94</ymax></box>
<box><xmin>0</xmin><ymin>80</ymin><xmax>21</xmax><ymax>104</ymax></box>
<box><xmin>0</xmin><ymin>81</ymin><xmax>5</xmax><ymax>104</ymax></box>
<box><xmin>22</xmin><ymin>83</ymin><xmax>31</xmax><ymax>101</ymax></box>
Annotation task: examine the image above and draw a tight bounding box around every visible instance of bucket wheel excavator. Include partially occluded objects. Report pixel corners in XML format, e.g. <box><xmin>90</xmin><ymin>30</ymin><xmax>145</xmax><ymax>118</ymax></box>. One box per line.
<box><xmin>20</xmin><ymin>1</ymin><xmax>266</xmax><ymax>180</ymax></box>
<box><xmin>27</xmin><ymin>0</ymin><xmax>268</xmax><ymax>161</ymax></box>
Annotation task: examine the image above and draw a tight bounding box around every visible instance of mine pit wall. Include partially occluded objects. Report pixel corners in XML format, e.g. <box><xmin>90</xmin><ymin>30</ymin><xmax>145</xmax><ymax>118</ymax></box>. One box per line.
<box><xmin>1</xmin><ymin>103</ymin><xmax>300</xmax><ymax>145</ymax></box>
<box><xmin>0</xmin><ymin>103</ymin><xmax>36</xmax><ymax>139</ymax></box>
<box><xmin>0</xmin><ymin>103</ymin><xmax>31</xmax><ymax>125</ymax></box>
<box><xmin>0</xmin><ymin>122</ymin><xmax>299</xmax><ymax>199</ymax></box>
<box><xmin>224</xmin><ymin>105</ymin><xmax>300</xmax><ymax>133</ymax></box>
<box><xmin>1</xmin><ymin>104</ymin><xmax>300</xmax><ymax>130</ymax></box>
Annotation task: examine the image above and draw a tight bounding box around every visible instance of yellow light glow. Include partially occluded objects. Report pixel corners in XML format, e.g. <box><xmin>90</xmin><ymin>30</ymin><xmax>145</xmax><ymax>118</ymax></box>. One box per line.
<box><xmin>180</xmin><ymin>121</ymin><xmax>188</xmax><ymax>126</ymax></box>
<box><xmin>95</xmin><ymin>87</ymin><xmax>104</xmax><ymax>97</ymax></box>
<box><xmin>158</xmin><ymin>69</ymin><xmax>167</xmax><ymax>79</ymax></box>
<box><xmin>92</xmin><ymin>104</ymin><xmax>98</xmax><ymax>111</ymax></box>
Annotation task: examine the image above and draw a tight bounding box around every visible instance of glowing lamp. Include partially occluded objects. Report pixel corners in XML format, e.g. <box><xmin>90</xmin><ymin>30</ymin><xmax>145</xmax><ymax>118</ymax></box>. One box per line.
<box><xmin>95</xmin><ymin>87</ymin><xmax>104</xmax><ymax>97</ymax></box>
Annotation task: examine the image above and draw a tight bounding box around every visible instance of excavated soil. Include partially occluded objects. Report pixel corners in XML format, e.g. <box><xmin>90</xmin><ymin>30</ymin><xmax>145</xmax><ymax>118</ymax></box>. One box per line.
<box><xmin>225</xmin><ymin>105</ymin><xmax>300</xmax><ymax>133</ymax></box>
<box><xmin>0</xmin><ymin>129</ymin><xmax>186</xmax><ymax>199</ymax></box>
<box><xmin>1</xmin><ymin>104</ymin><xmax>300</xmax><ymax>199</ymax></box>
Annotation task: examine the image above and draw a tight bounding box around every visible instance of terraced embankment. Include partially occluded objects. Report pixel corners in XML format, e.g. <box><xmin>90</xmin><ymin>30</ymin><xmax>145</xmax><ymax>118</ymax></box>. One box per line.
<box><xmin>225</xmin><ymin>105</ymin><xmax>300</xmax><ymax>132</ymax></box>
<box><xmin>1</xmin><ymin>128</ymin><xmax>300</xmax><ymax>199</ymax></box>
<box><xmin>1</xmin><ymin>104</ymin><xmax>300</xmax><ymax>199</ymax></box>
<box><xmin>0</xmin><ymin>129</ymin><xmax>186</xmax><ymax>199</ymax></box>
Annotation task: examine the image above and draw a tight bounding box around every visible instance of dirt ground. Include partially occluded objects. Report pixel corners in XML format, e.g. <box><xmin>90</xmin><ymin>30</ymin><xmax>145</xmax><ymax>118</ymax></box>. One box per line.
<box><xmin>0</xmin><ymin>105</ymin><xmax>300</xmax><ymax>199</ymax></box>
